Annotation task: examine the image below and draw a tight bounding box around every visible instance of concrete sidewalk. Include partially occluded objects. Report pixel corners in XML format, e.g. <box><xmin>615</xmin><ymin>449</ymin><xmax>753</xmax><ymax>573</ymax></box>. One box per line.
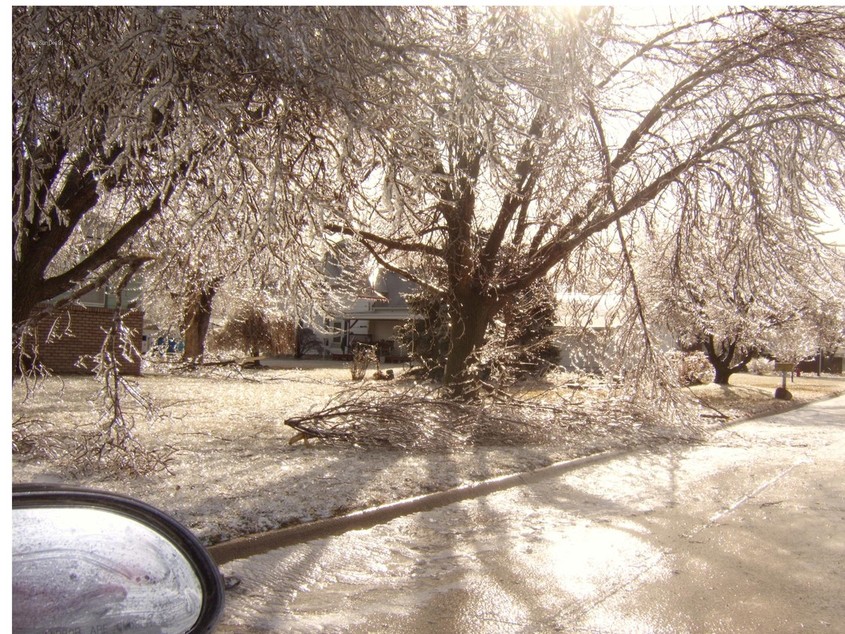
<box><xmin>217</xmin><ymin>394</ymin><xmax>845</xmax><ymax>633</ymax></box>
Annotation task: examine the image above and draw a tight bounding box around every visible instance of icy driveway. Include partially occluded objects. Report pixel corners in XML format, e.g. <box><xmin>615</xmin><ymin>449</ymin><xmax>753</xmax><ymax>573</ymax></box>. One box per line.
<box><xmin>216</xmin><ymin>394</ymin><xmax>845</xmax><ymax>633</ymax></box>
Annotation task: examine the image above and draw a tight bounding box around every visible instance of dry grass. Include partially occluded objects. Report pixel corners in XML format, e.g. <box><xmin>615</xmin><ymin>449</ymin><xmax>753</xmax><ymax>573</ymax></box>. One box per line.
<box><xmin>688</xmin><ymin>372</ymin><xmax>845</xmax><ymax>422</ymax></box>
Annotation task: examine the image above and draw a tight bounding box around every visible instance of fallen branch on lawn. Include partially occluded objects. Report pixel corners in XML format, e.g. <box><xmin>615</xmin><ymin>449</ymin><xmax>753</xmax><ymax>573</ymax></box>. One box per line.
<box><xmin>284</xmin><ymin>384</ymin><xmax>694</xmax><ymax>451</ymax></box>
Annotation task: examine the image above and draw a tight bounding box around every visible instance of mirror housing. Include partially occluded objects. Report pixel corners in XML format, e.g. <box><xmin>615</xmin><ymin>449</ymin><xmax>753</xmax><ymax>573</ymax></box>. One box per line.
<box><xmin>13</xmin><ymin>484</ymin><xmax>224</xmax><ymax>633</ymax></box>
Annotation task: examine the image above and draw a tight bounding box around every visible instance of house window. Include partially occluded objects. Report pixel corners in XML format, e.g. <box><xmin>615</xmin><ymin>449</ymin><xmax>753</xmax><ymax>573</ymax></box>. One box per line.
<box><xmin>323</xmin><ymin>318</ymin><xmax>344</xmax><ymax>347</ymax></box>
<box><xmin>78</xmin><ymin>287</ymin><xmax>107</xmax><ymax>307</ymax></box>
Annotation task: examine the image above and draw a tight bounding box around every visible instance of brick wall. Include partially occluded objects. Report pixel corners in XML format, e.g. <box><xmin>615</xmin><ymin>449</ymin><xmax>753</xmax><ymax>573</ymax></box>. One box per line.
<box><xmin>31</xmin><ymin>306</ymin><xmax>144</xmax><ymax>376</ymax></box>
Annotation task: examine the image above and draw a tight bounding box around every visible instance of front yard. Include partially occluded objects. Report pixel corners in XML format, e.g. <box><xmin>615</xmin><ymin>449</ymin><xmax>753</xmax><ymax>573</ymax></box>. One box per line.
<box><xmin>12</xmin><ymin>363</ymin><xmax>844</xmax><ymax>546</ymax></box>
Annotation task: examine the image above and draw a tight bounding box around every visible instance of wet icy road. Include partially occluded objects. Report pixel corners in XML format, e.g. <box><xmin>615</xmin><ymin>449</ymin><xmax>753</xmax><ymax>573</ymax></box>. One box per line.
<box><xmin>216</xmin><ymin>395</ymin><xmax>845</xmax><ymax>633</ymax></box>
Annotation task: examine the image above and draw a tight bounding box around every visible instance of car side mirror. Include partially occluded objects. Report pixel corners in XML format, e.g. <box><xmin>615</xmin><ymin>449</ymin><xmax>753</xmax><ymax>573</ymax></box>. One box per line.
<box><xmin>13</xmin><ymin>484</ymin><xmax>224</xmax><ymax>633</ymax></box>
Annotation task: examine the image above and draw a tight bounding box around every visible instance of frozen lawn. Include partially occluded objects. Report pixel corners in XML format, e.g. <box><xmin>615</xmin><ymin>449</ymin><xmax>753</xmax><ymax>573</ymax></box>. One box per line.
<box><xmin>688</xmin><ymin>371</ymin><xmax>845</xmax><ymax>419</ymax></box>
<box><xmin>12</xmin><ymin>362</ymin><xmax>845</xmax><ymax>546</ymax></box>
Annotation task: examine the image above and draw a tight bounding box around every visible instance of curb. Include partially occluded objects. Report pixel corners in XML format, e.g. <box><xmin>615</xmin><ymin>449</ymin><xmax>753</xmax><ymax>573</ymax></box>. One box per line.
<box><xmin>208</xmin><ymin>448</ymin><xmax>628</xmax><ymax>565</ymax></box>
<box><xmin>209</xmin><ymin>390</ymin><xmax>845</xmax><ymax>566</ymax></box>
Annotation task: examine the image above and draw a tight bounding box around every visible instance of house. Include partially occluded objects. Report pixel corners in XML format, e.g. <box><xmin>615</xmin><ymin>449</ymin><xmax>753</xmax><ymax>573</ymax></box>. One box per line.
<box><xmin>27</xmin><ymin>281</ymin><xmax>144</xmax><ymax>376</ymax></box>
<box><xmin>321</xmin><ymin>269</ymin><xmax>419</xmax><ymax>362</ymax></box>
<box><xmin>796</xmin><ymin>349</ymin><xmax>844</xmax><ymax>375</ymax></box>
<box><xmin>554</xmin><ymin>293</ymin><xmax>623</xmax><ymax>373</ymax></box>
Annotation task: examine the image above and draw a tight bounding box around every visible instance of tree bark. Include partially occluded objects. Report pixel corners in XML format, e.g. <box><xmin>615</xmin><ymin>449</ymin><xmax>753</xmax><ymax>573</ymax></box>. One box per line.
<box><xmin>182</xmin><ymin>283</ymin><xmax>219</xmax><ymax>363</ymax></box>
<box><xmin>702</xmin><ymin>335</ymin><xmax>754</xmax><ymax>385</ymax></box>
<box><xmin>442</xmin><ymin>297</ymin><xmax>495</xmax><ymax>389</ymax></box>
<box><xmin>712</xmin><ymin>364</ymin><xmax>734</xmax><ymax>386</ymax></box>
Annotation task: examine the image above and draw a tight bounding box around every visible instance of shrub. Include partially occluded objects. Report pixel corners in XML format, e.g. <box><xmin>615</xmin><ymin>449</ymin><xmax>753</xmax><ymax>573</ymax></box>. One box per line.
<box><xmin>211</xmin><ymin>308</ymin><xmax>294</xmax><ymax>358</ymax></box>
<box><xmin>667</xmin><ymin>350</ymin><xmax>712</xmax><ymax>386</ymax></box>
<box><xmin>748</xmin><ymin>357</ymin><xmax>775</xmax><ymax>375</ymax></box>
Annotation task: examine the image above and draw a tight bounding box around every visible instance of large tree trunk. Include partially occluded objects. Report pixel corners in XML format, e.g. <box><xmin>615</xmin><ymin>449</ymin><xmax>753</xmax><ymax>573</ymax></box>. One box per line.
<box><xmin>442</xmin><ymin>297</ymin><xmax>495</xmax><ymax>388</ymax></box>
<box><xmin>701</xmin><ymin>335</ymin><xmax>754</xmax><ymax>385</ymax></box>
<box><xmin>712</xmin><ymin>363</ymin><xmax>734</xmax><ymax>386</ymax></box>
<box><xmin>12</xmin><ymin>277</ymin><xmax>43</xmax><ymax>333</ymax></box>
<box><xmin>182</xmin><ymin>283</ymin><xmax>219</xmax><ymax>363</ymax></box>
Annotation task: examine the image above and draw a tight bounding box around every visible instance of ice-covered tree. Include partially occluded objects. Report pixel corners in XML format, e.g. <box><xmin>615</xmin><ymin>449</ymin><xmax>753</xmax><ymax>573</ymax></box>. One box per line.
<box><xmin>137</xmin><ymin>135</ymin><xmax>338</xmax><ymax>363</ymax></box>
<box><xmin>11</xmin><ymin>6</ymin><xmax>378</xmax><ymax>364</ymax></box>
<box><xmin>15</xmin><ymin>7</ymin><xmax>845</xmax><ymax>392</ymax></box>
<box><xmin>643</xmin><ymin>186</ymin><xmax>845</xmax><ymax>384</ymax></box>
<box><xmin>319</xmin><ymin>7</ymin><xmax>845</xmax><ymax>389</ymax></box>
<box><xmin>761</xmin><ymin>285</ymin><xmax>845</xmax><ymax>369</ymax></box>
